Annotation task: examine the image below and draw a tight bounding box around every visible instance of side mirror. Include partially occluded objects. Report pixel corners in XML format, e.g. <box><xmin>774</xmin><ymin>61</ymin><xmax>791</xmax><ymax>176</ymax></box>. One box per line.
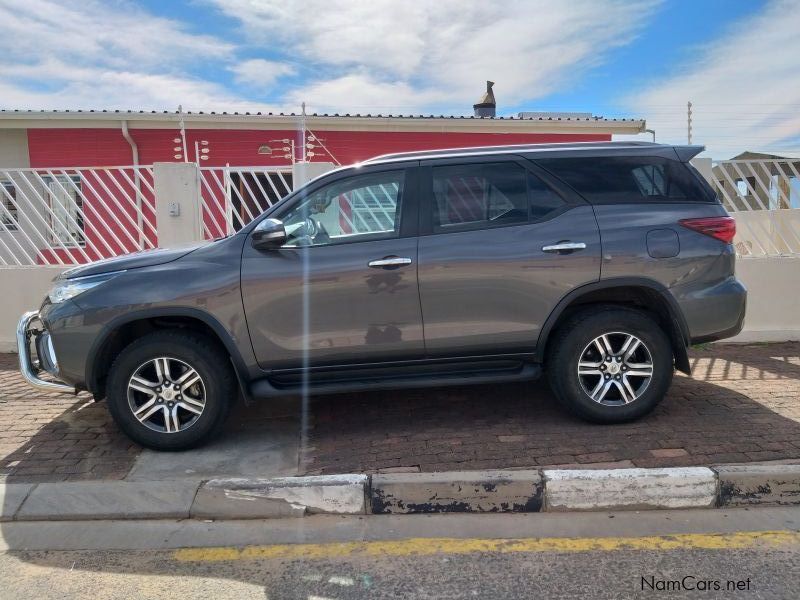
<box><xmin>251</xmin><ymin>218</ymin><xmax>287</xmax><ymax>250</ymax></box>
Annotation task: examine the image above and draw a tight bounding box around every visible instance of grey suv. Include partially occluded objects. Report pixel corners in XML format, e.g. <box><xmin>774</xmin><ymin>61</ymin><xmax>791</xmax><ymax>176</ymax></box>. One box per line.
<box><xmin>18</xmin><ymin>142</ymin><xmax>746</xmax><ymax>450</ymax></box>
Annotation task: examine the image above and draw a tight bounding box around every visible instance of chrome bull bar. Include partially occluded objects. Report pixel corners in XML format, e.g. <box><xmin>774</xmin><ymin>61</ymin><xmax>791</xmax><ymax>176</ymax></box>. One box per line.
<box><xmin>17</xmin><ymin>311</ymin><xmax>75</xmax><ymax>393</ymax></box>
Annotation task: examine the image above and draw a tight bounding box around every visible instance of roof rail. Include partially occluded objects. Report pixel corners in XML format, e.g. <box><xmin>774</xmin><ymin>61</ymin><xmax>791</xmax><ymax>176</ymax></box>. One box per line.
<box><xmin>361</xmin><ymin>141</ymin><xmax>665</xmax><ymax>164</ymax></box>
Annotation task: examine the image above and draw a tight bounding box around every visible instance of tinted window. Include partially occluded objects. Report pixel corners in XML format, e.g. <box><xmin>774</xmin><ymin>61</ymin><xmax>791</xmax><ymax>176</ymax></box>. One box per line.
<box><xmin>529</xmin><ymin>172</ymin><xmax>565</xmax><ymax>220</ymax></box>
<box><xmin>432</xmin><ymin>163</ymin><xmax>528</xmax><ymax>231</ymax></box>
<box><xmin>536</xmin><ymin>156</ymin><xmax>714</xmax><ymax>203</ymax></box>
<box><xmin>280</xmin><ymin>170</ymin><xmax>403</xmax><ymax>247</ymax></box>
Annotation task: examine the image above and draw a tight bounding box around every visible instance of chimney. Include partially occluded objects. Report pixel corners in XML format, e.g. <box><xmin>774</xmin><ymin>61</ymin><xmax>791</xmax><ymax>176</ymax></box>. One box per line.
<box><xmin>473</xmin><ymin>80</ymin><xmax>496</xmax><ymax>117</ymax></box>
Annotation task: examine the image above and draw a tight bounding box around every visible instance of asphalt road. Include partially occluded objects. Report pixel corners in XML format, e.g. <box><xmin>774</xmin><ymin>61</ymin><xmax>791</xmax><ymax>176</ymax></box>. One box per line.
<box><xmin>2</xmin><ymin>508</ymin><xmax>799</xmax><ymax>599</ymax></box>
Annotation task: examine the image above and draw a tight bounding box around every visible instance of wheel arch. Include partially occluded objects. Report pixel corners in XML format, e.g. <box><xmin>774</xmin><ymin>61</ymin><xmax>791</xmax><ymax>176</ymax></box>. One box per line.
<box><xmin>86</xmin><ymin>308</ymin><xmax>252</xmax><ymax>401</ymax></box>
<box><xmin>537</xmin><ymin>277</ymin><xmax>691</xmax><ymax>374</ymax></box>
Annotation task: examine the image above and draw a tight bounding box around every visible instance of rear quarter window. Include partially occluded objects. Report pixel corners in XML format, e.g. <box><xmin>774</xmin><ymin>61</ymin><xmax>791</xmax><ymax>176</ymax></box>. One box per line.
<box><xmin>535</xmin><ymin>156</ymin><xmax>717</xmax><ymax>204</ymax></box>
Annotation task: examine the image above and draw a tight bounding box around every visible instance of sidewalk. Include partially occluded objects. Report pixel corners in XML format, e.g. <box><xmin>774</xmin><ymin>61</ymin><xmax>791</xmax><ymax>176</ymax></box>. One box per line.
<box><xmin>1</xmin><ymin>343</ymin><xmax>799</xmax><ymax>485</ymax></box>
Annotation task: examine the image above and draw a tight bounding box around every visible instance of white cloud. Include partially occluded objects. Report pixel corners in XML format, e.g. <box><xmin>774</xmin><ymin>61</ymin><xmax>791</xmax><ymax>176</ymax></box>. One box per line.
<box><xmin>626</xmin><ymin>0</ymin><xmax>800</xmax><ymax>158</ymax></box>
<box><xmin>230</xmin><ymin>59</ymin><xmax>296</xmax><ymax>90</ymax></box>
<box><xmin>0</xmin><ymin>62</ymin><xmax>277</xmax><ymax>113</ymax></box>
<box><xmin>0</xmin><ymin>0</ymin><xmax>232</xmax><ymax>69</ymax></box>
<box><xmin>209</xmin><ymin>0</ymin><xmax>661</xmax><ymax>113</ymax></box>
<box><xmin>0</xmin><ymin>0</ymin><xmax>279</xmax><ymax>111</ymax></box>
<box><xmin>284</xmin><ymin>73</ymin><xmax>438</xmax><ymax>113</ymax></box>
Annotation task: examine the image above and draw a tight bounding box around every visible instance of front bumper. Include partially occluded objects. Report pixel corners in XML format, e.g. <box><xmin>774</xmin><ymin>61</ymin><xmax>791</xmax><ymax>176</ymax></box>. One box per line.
<box><xmin>17</xmin><ymin>311</ymin><xmax>76</xmax><ymax>393</ymax></box>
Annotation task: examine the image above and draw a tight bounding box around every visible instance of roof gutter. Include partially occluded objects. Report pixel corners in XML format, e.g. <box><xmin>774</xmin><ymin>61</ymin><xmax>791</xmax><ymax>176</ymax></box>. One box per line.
<box><xmin>121</xmin><ymin>120</ymin><xmax>144</xmax><ymax>249</ymax></box>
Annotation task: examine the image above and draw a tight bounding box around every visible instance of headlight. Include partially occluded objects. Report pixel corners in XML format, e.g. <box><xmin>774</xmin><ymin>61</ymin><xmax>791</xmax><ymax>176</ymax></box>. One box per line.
<box><xmin>48</xmin><ymin>271</ymin><xmax>125</xmax><ymax>304</ymax></box>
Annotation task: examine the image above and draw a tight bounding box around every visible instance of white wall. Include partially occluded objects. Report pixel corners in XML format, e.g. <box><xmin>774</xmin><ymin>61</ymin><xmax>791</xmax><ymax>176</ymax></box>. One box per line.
<box><xmin>731</xmin><ymin>209</ymin><xmax>800</xmax><ymax>256</ymax></box>
<box><xmin>0</xmin><ymin>267</ymin><xmax>68</xmax><ymax>351</ymax></box>
<box><xmin>729</xmin><ymin>256</ymin><xmax>800</xmax><ymax>342</ymax></box>
<box><xmin>153</xmin><ymin>162</ymin><xmax>203</xmax><ymax>247</ymax></box>
<box><xmin>292</xmin><ymin>162</ymin><xmax>336</xmax><ymax>189</ymax></box>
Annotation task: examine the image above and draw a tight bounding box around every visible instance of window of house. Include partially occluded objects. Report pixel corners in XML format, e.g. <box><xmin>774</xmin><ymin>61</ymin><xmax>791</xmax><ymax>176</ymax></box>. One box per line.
<box><xmin>1</xmin><ymin>181</ymin><xmax>18</xmax><ymax>231</ymax></box>
<box><xmin>279</xmin><ymin>170</ymin><xmax>404</xmax><ymax>247</ymax></box>
<box><xmin>45</xmin><ymin>175</ymin><xmax>85</xmax><ymax>246</ymax></box>
<box><xmin>432</xmin><ymin>163</ymin><xmax>529</xmax><ymax>231</ymax></box>
<box><xmin>536</xmin><ymin>156</ymin><xmax>706</xmax><ymax>203</ymax></box>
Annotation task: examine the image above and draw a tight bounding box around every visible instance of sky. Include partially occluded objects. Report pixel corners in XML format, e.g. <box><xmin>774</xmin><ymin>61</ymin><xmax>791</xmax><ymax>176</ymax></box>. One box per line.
<box><xmin>1</xmin><ymin>0</ymin><xmax>798</xmax><ymax>158</ymax></box>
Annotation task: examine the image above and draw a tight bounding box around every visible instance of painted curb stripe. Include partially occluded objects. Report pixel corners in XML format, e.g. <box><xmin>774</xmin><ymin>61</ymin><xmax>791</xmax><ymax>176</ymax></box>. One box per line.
<box><xmin>173</xmin><ymin>530</ymin><xmax>800</xmax><ymax>562</ymax></box>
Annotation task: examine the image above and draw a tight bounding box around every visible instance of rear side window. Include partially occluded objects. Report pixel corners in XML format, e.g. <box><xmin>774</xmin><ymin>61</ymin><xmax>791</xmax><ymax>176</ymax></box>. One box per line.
<box><xmin>528</xmin><ymin>172</ymin><xmax>565</xmax><ymax>220</ymax></box>
<box><xmin>535</xmin><ymin>156</ymin><xmax>716</xmax><ymax>203</ymax></box>
<box><xmin>432</xmin><ymin>163</ymin><xmax>528</xmax><ymax>230</ymax></box>
<box><xmin>431</xmin><ymin>162</ymin><xmax>565</xmax><ymax>232</ymax></box>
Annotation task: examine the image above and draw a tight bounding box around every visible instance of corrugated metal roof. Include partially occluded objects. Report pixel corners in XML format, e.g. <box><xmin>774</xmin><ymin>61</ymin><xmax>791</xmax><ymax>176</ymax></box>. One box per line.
<box><xmin>0</xmin><ymin>108</ymin><xmax>644</xmax><ymax>122</ymax></box>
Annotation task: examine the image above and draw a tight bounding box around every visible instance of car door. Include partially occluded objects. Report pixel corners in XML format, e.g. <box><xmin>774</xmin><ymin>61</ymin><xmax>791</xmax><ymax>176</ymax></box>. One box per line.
<box><xmin>417</xmin><ymin>156</ymin><xmax>601</xmax><ymax>356</ymax></box>
<box><xmin>241</xmin><ymin>163</ymin><xmax>424</xmax><ymax>370</ymax></box>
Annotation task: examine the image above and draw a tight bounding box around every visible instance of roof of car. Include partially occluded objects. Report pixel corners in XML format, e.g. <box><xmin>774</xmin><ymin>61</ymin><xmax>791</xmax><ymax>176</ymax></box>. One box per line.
<box><xmin>361</xmin><ymin>141</ymin><xmax>703</xmax><ymax>165</ymax></box>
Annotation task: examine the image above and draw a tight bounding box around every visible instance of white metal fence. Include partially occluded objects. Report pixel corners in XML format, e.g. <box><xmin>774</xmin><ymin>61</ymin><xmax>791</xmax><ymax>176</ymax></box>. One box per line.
<box><xmin>711</xmin><ymin>158</ymin><xmax>800</xmax><ymax>257</ymax></box>
<box><xmin>199</xmin><ymin>166</ymin><xmax>293</xmax><ymax>238</ymax></box>
<box><xmin>0</xmin><ymin>166</ymin><xmax>156</xmax><ymax>266</ymax></box>
<box><xmin>2</xmin><ymin>159</ymin><xmax>798</xmax><ymax>267</ymax></box>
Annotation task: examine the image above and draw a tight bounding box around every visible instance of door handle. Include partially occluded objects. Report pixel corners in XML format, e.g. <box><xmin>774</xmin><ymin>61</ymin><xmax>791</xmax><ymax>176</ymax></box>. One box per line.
<box><xmin>368</xmin><ymin>256</ymin><xmax>412</xmax><ymax>269</ymax></box>
<box><xmin>542</xmin><ymin>242</ymin><xmax>587</xmax><ymax>254</ymax></box>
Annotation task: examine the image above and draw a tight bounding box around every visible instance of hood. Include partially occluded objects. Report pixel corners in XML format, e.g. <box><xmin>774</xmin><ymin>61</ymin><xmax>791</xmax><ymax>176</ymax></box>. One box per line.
<box><xmin>59</xmin><ymin>241</ymin><xmax>209</xmax><ymax>279</ymax></box>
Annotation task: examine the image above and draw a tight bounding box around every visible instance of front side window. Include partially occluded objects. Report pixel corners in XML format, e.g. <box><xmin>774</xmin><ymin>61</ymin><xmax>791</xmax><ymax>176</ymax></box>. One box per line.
<box><xmin>279</xmin><ymin>170</ymin><xmax>404</xmax><ymax>247</ymax></box>
<box><xmin>432</xmin><ymin>163</ymin><xmax>528</xmax><ymax>231</ymax></box>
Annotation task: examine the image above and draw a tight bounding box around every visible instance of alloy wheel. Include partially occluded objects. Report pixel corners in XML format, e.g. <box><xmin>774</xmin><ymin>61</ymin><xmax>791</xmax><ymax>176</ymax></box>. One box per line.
<box><xmin>126</xmin><ymin>357</ymin><xmax>206</xmax><ymax>433</ymax></box>
<box><xmin>577</xmin><ymin>332</ymin><xmax>654</xmax><ymax>406</ymax></box>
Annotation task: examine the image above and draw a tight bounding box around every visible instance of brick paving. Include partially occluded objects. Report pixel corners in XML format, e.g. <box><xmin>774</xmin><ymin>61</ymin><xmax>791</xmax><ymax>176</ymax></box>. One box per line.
<box><xmin>304</xmin><ymin>343</ymin><xmax>800</xmax><ymax>474</ymax></box>
<box><xmin>0</xmin><ymin>354</ymin><xmax>140</xmax><ymax>483</ymax></box>
<box><xmin>1</xmin><ymin>343</ymin><xmax>799</xmax><ymax>482</ymax></box>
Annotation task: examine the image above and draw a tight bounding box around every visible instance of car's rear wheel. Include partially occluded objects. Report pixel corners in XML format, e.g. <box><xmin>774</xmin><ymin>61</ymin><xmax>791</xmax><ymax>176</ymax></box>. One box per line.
<box><xmin>106</xmin><ymin>330</ymin><xmax>236</xmax><ymax>450</ymax></box>
<box><xmin>547</xmin><ymin>307</ymin><xmax>673</xmax><ymax>423</ymax></box>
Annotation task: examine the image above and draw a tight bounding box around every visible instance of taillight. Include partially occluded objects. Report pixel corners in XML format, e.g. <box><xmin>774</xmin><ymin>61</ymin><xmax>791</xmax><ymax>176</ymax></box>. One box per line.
<box><xmin>679</xmin><ymin>216</ymin><xmax>736</xmax><ymax>244</ymax></box>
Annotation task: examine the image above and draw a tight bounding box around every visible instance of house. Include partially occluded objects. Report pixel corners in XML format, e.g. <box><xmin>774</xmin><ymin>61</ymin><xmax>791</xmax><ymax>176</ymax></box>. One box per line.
<box><xmin>0</xmin><ymin>87</ymin><xmax>645</xmax><ymax>265</ymax></box>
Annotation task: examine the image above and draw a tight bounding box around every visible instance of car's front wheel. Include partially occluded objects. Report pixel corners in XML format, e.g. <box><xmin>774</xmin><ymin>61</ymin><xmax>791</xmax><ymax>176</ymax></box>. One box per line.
<box><xmin>547</xmin><ymin>307</ymin><xmax>674</xmax><ymax>423</ymax></box>
<box><xmin>106</xmin><ymin>330</ymin><xmax>236</xmax><ymax>450</ymax></box>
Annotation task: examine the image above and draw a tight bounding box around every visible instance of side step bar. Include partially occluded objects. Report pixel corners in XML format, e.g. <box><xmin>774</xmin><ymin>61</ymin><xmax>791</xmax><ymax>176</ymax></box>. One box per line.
<box><xmin>250</xmin><ymin>363</ymin><xmax>541</xmax><ymax>399</ymax></box>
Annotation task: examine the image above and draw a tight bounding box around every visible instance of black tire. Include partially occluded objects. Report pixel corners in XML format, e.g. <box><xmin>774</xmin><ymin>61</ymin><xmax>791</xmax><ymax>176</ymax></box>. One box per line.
<box><xmin>546</xmin><ymin>306</ymin><xmax>673</xmax><ymax>423</ymax></box>
<box><xmin>106</xmin><ymin>330</ymin><xmax>236</xmax><ymax>450</ymax></box>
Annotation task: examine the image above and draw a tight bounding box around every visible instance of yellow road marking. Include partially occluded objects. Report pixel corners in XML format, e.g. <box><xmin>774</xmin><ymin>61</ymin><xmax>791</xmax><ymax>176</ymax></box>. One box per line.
<box><xmin>173</xmin><ymin>530</ymin><xmax>800</xmax><ymax>563</ymax></box>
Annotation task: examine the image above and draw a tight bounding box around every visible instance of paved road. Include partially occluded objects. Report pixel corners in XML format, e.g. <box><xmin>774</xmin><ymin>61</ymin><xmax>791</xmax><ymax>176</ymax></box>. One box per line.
<box><xmin>2</xmin><ymin>507</ymin><xmax>799</xmax><ymax>599</ymax></box>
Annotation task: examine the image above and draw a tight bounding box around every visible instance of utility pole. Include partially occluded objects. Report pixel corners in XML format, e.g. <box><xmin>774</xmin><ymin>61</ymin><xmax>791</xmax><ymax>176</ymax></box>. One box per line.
<box><xmin>300</xmin><ymin>102</ymin><xmax>307</xmax><ymax>163</ymax></box>
<box><xmin>687</xmin><ymin>101</ymin><xmax>692</xmax><ymax>145</ymax></box>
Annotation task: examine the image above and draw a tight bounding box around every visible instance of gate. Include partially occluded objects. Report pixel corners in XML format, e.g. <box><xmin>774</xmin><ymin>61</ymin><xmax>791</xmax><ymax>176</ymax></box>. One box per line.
<box><xmin>199</xmin><ymin>166</ymin><xmax>293</xmax><ymax>238</ymax></box>
<box><xmin>0</xmin><ymin>166</ymin><xmax>156</xmax><ymax>266</ymax></box>
<box><xmin>710</xmin><ymin>158</ymin><xmax>800</xmax><ymax>257</ymax></box>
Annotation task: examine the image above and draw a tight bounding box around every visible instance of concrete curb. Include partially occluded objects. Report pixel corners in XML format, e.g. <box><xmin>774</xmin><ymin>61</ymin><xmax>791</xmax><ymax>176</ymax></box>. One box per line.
<box><xmin>714</xmin><ymin>464</ymin><xmax>800</xmax><ymax>507</ymax></box>
<box><xmin>191</xmin><ymin>475</ymin><xmax>367</xmax><ymax>519</ymax></box>
<box><xmin>1</xmin><ymin>465</ymin><xmax>798</xmax><ymax>521</ymax></box>
<box><xmin>13</xmin><ymin>481</ymin><xmax>200</xmax><ymax>521</ymax></box>
<box><xmin>370</xmin><ymin>470</ymin><xmax>543</xmax><ymax>514</ymax></box>
<box><xmin>543</xmin><ymin>467</ymin><xmax>717</xmax><ymax>511</ymax></box>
